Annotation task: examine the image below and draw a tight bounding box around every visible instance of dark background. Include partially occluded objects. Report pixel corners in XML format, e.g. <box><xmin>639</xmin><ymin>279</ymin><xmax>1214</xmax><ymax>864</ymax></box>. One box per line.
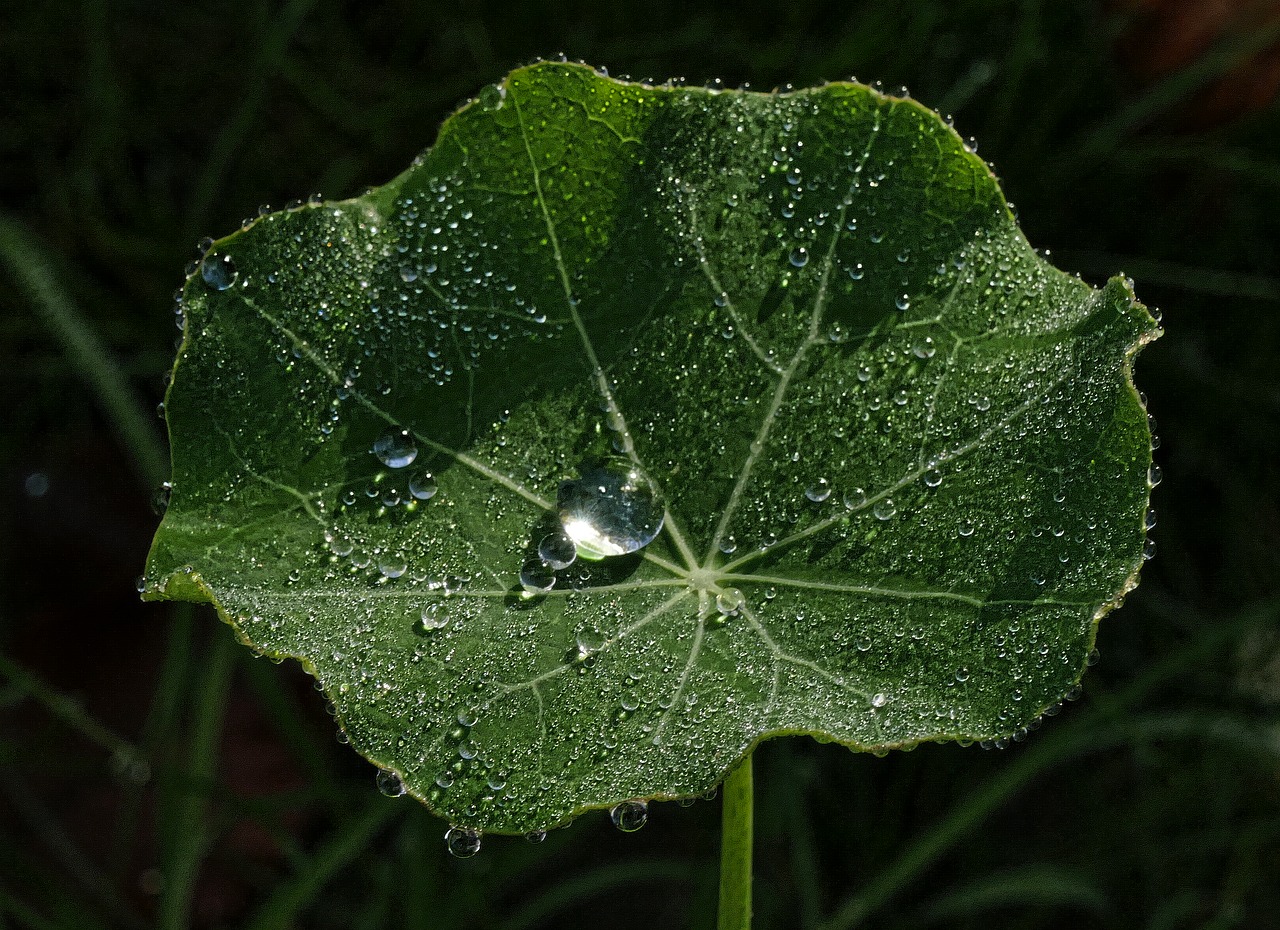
<box><xmin>2</xmin><ymin>1</ymin><xmax>1279</xmax><ymax>928</ymax></box>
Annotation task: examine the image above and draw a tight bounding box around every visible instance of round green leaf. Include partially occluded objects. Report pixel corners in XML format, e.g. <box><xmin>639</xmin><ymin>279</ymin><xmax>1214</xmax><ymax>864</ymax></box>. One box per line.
<box><xmin>145</xmin><ymin>62</ymin><xmax>1161</xmax><ymax>834</ymax></box>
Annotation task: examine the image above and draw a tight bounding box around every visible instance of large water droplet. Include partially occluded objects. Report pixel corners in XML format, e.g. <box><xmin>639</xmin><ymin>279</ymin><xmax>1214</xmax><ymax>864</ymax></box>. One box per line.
<box><xmin>373</xmin><ymin>430</ymin><xmax>417</xmax><ymax>468</ymax></box>
<box><xmin>558</xmin><ymin>461</ymin><xmax>664</xmax><ymax>560</ymax></box>
<box><xmin>873</xmin><ymin>498</ymin><xmax>897</xmax><ymax>520</ymax></box>
<box><xmin>789</xmin><ymin>247</ymin><xmax>809</xmax><ymax>268</ymax></box>
<box><xmin>445</xmin><ymin>826</ymin><xmax>482</xmax><ymax>858</ymax></box>
<box><xmin>610</xmin><ymin>800</ymin><xmax>649</xmax><ymax>832</ymax></box>
<box><xmin>200</xmin><ymin>253</ymin><xmax>237</xmax><ymax>291</ymax></box>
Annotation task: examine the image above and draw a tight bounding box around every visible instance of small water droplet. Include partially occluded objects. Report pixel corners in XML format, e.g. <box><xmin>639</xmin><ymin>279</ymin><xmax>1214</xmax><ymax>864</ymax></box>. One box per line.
<box><xmin>1143</xmin><ymin>537</ymin><xmax>1156</xmax><ymax>560</ymax></box>
<box><xmin>520</xmin><ymin>559</ymin><xmax>555</xmax><ymax>595</ymax></box>
<box><xmin>958</xmin><ymin>519</ymin><xmax>975</xmax><ymax>537</ymax></box>
<box><xmin>923</xmin><ymin>469</ymin><xmax>943</xmax><ymax>488</ymax></box>
<box><xmin>610</xmin><ymin>800</ymin><xmax>648</xmax><ymax>832</ymax></box>
<box><xmin>538</xmin><ymin>531</ymin><xmax>577</xmax><ymax>570</ymax></box>
<box><xmin>873</xmin><ymin>498</ymin><xmax>896</xmax><ymax>520</ymax></box>
<box><xmin>376</xmin><ymin>769</ymin><xmax>406</xmax><ymax>797</ymax></box>
<box><xmin>445</xmin><ymin>826</ymin><xmax>482</xmax><ymax>858</ymax></box>
<box><xmin>954</xmin><ymin>667</ymin><xmax>970</xmax><ymax>682</ymax></box>
<box><xmin>789</xmin><ymin>247</ymin><xmax>809</xmax><ymax>268</ymax></box>
<box><xmin>200</xmin><ymin>254</ymin><xmax>237</xmax><ymax>291</ymax></box>
<box><xmin>1145</xmin><ymin>508</ymin><xmax>1157</xmax><ymax>530</ymax></box>
<box><xmin>715</xmin><ymin>588</ymin><xmax>745</xmax><ymax>615</ymax></box>
<box><xmin>420</xmin><ymin>603</ymin><xmax>450</xmax><ymax>631</ymax></box>
<box><xmin>378</xmin><ymin>557</ymin><xmax>407</xmax><ymax>579</ymax></box>
<box><xmin>151</xmin><ymin>481</ymin><xmax>172</xmax><ymax>516</ymax></box>
<box><xmin>843</xmin><ymin>487</ymin><xmax>867</xmax><ymax>509</ymax></box>
<box><xmin>912</xmin><ymin>337</ymin><xmax>935</xmax><ymax>359</ymax></box>
<box><xmin>1148</xmin><ymin>463</ymin><xmax>1163</xmax><ymax>488</ymax></box>
<box><xmin>848</xmin><ymin>263</ymin><xmax>865</xmax><ymax>280</ymax></box>
<box><xmin>409</xmin><ymin>470</ymin><xmax>438</xmax><ymax>500</ymax></box>
<box><xmin>525</xmin><ymin>830</ymin><xmax>547</xmax><ymax>844</ymax></box>
<box><xmin>895</xmin><ymin>293</ymin><xmax>911</xmax><ymax>311</ymax></box>
<box><xmin>805</xmin><ymin>478</ymin><xmax>832</xmax><ymax>503</ymax></box>
<box><xmin>373</xmin><ymin>430</ymin><xmax>417</xmax><ymax>468</ymax></box>
<box><xmin>871</xmin><ymin>692</ymin><xmax>888</xmax><ymax>708</ymax></box>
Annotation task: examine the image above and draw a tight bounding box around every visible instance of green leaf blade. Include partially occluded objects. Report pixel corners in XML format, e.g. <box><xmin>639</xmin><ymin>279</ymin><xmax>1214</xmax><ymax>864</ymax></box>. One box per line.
<box><xmin>146</xmin><ymin>62</ymin><xmax>1160</xmax><ymax>833</ymax></box>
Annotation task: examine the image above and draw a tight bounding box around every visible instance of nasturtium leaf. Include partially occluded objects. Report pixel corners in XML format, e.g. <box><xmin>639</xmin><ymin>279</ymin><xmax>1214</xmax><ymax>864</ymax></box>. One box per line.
<box><xmin>145</xmin><ymin>62</ymin><xmax>1161</xmax><ymax>834</ymax></box>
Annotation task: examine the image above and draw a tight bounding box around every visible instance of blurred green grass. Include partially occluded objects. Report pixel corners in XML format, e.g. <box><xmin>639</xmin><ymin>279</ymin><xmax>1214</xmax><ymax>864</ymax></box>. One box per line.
<box><xmin>2</xmin><ymin>1</ymin><xmax>1278</xmax><ymax>928</ymax></box>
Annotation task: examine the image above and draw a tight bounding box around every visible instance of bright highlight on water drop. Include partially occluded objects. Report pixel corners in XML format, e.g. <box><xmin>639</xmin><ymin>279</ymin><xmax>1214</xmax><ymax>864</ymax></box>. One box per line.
<box><xmin>557</xmin><ymin>460</ymin><xmax>664</xmax><ymax>560</ymax></box>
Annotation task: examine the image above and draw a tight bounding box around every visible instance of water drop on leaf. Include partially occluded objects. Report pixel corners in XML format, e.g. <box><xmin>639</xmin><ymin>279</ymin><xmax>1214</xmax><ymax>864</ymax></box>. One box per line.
<box><xmin>538</xmin><ymin>531</ymin><xmax>577</xmax><ymax>570</ymax></box>
<box><xmin>372</xmin><ymin>430</ymin><xmax>417</xmax><ymax>469</ymax></box>
<box><xmin>520</xmin><ymin>559</ymin><xmax>555</xmax><ymax>595</ymax></box>
<box><xmin>376</xmin><ymin>769</ymin><xmax>406</xmax><ymax>797</ymax></box>
<box><xmin>200</xmin><ymin>253</ymin><xmax>237</xmax><ymax>291</ymax></box>
<box><xmin>409</xmin><ymin>470</ymin><xmax>438</xmax><ymax>500</ymax></box>
<box><xmin>558</xmin><ymin>461</ymin><xmax>664</xmax><ymax>559</ymax></box>
<box><xmin>610</xmin><ymin>800</ymin><xmax>648</xmax><ymax>832</ymax></box>
<box><xmin>445</xmin><ymin>826</ymin><xmax>482</xmax><ymax>858</ymax></box>
<box><xmin>805</xmin><ymin>478</ymin><xmax>832</xmax><ymax>502</ymax></box>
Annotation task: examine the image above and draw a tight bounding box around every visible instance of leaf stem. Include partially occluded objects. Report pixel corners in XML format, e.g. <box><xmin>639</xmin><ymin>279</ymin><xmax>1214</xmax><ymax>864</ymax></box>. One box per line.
<box><xmin>718</xmin><ymin>752</ymin><xmax>754</xmax><ymax>930</ymax></box>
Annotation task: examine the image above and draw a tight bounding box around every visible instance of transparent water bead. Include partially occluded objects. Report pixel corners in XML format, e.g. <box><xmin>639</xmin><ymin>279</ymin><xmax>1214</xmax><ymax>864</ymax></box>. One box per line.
<box><xmin>519</xmin><ymin>559</ymin><xmax>555</xmax><ymax>595</ymax></box>
<box><xmin>557</xmin><ymin>461</ymin><xmax>664</xmax><ymax>560</ymax></box>
<box><xmin>715</xmin><ymin>588</ymin><xmax>745</xmax><ymax>615</ymax></box>
<box><xmin>200</xmin><ymin>253</ymin><xmax>237</xmax><ymax>291</ymax></box>
<box><xmin>420</xmin><ymin>603</ymin><xmax>450</xmax><ymax>631</ymax></box>
<box><xmin>372</xmin><ymin>429</ymin><xmax>417</xmax><ymax>468</ymax></box>
<box><xmin>610</xmin><ymin>800</ymin><xmax>649</xmax><ymax>832</ymax></box>
<box><xmin>805</xmin><ymin>478</ymin><xmax>832</xmax><ymax>503</ymax></box>
<box><xmin>409</xmin><ymin>469</ymin><xmax>437</xmax><ymax>500</ymax></box>
<box><xmin>445</xmin><ymin>826</ymin><xmax>482</xmax><ymax>858</ymax></box>
<box><xmin>376</xmin><ymin>769</ymin><xmax>406</xmax><ymax>797</ymax></box>
<box><xmin>538</xmin><ymin>531</ymin><xmax>577</xmax><ymax>570</ymax></box>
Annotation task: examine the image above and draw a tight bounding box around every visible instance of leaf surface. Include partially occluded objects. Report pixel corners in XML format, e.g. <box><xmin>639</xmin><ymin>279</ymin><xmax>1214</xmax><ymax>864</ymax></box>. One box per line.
<box><xmin>146</xmin><ymin>62</ymin><xmax>1160</xmax><ymax>833</ymax></box>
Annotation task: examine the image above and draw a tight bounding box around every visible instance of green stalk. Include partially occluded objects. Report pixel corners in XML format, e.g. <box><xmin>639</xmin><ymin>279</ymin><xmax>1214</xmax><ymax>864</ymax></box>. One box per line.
<box><xmin>718</xmin><ymin>752</ymin><xmax>754</xmax><ymax>930</ymax></box>
<box><xmin>0</xmin><ymin>214</ymin><xmax>167</xmax><ymax>490</ymax></box>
